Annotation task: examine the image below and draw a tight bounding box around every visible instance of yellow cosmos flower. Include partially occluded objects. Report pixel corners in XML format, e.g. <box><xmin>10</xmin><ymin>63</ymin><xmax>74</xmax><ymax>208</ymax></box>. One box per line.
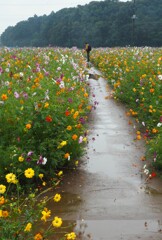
<box><xmin>57</xmin><ymin>171</ymin><xmax>63</xmax><ymax>177</ymax></box>
<box><xmin>24</xmin><ymin>168</ymin><xmax>35</xmax><ymax>178</ymax></box>
<box><xmin>53</xmin><ymin>193</ymin><xmax>61</xmax><ymax>202</ymax></box>
<box><xmin>0</xmin><ymin>184</ymin><xmax>6</xmax><ymax>194</ymax></box>
<box><xmin>1</xmin><ymin>94</ymin><xmax>8</xmax><ymax>101</ymax></box>
<box><xmin>58</xmin><ymin>140</ymin><xmax>67</xmax><ymax>148</ymax></box>
<box><xmin>65</xmin><ymin>232</ymin><xmax>77</xmax><ymax>240</ymax></box>
<box><xmin>141</xmin><ymin>74</ymin><xmax>146</xmax><ymax>79</ymax></box>
<box><xmin>39</xmin><ymin>173</ymin><xmax>44</xmax><ymax>179</ymax></box>
<box><xmin>73</xmin><ymin>111</ymin><xmax>79</xmax><ymax>119</ymax></box>
<box><xmin>20</xmin><ymin>99</ymin><xmax>24</xmax><ymax>104</ymax></box>
<box><xmin>42</xmin><ymin>181</ymin><xmax>46</xmax><ymax>186</ymax></box>
<box><xmin>18</xmin><ymin>155</ymin><xmax>24</xmax><ymax>162</ymax></box>
<box><xmin>44</xmin><ymin>102</ymin><xmax>49</xmax><ymax>108</ymax></box>
<box><xmin>5</xmin><ymin>173</ymin><xmax>17</xmax><ymax>184</ymax></box>
<box><xmin>52</xmin><ymin>216</ymin><xmax>62</xmax><ymax>228</ymax></box>
<box><xmin>66</xmin><ymin>125</ymin><xmax>72</xmax><ymax>131</ymax></box>
<box><xmin>87</xmin><ymin>105</ymin><xmax>92</xmax><ymax>111</ymax></box>
<box><xmin>24</xmin><ymin>223</ymin><xmax>32</xmax><ymax>232</ymax></box>
<box><xmin>41</xmin><ymin>208</ymin><xmax>51</xmax><ymax>222</ymax></box>
<box><xmin>75</xmin><ymin>160</ymin><xmax>79</xmax><ymax>166</ymax></box>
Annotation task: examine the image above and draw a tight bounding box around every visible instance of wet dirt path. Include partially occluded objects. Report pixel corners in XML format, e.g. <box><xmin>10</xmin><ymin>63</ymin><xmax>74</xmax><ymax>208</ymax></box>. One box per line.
<box><xmin>48</xmin><ymin>67</ymin><xmax>162</xmax><ymax>239</ymax></box>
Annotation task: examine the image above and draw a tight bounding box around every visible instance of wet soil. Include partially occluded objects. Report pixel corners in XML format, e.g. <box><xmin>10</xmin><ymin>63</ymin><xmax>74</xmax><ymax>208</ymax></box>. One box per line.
<box><xmin>47</xmin><ymin>67</ymin><xmax>162</xmax><ymax>239</ymax></box>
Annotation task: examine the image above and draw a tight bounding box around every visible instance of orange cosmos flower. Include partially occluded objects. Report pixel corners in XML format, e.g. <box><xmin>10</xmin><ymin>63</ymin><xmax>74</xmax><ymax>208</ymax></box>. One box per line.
<box><xmin>136</xmin><ymin>135</ymin><xmax>141</xmax><ymax>140</ymax></box>
<box><xmin>72</xmin><ymin>134</ymin><xmax>78</xmax><ymax>140</ymax></box>
<box><xmin>140</xmin><ymin>156</ymin><xmax>146</xmax><ymax>161</ymax></box>
<box><xmin>26</xmin><ymin>123</ymin><xmax>32</xmax><ymax>129</ymax></box>
<box><xmin>76</xmin><ymin>123</ymin><xmax>82</xmax><ymax>129</ymax></box>
<box><xmin>149</xmin><ymin>88</ymin><xmax>154</xmax><ymax>93</ymax></box>
<box><xmin>0</xmin><ymin>196</ymin><xmax>5</xmax><ymax>205</ymax></box>
<box><xmin>34</xmin><ymin>77</ymin><xmax>39</xmax><ymax>83</ymax></box>
<box><xmin>131</xmin><ymin>111</ymin><xmax>138</xmax><ymax>116</ymax></box>
<box><xmin>126</xmin><ymin>111</ymin><xmax>131</xmax><ymax>117</ymax></box>
<box><xmin>1</xmin><ymin>94</ymin><xmax>8</xmax><ymax>101</ymax></box>
<box><xmin>34</xmin><ymin>233</ymin><xmax>43</xmax><ymax>240</ymax></box>
<box><xmin>152</xmin><ymin>128</ymin><xmax>158</xmax><ymax>134</ymax></box>
<box><xmin>64</xmin><ymin>153</ymin><xmax>70</xmax><ymax>159</ymax></box>
<box><xmin>84</xmin><ymin>92</ymin><xmax>89</xmax><ymax>98</ymax></box>
<box><xmin>2</xmin><ymin>210</ymin><xmax>9</xmax><ymax>218</ymax></box>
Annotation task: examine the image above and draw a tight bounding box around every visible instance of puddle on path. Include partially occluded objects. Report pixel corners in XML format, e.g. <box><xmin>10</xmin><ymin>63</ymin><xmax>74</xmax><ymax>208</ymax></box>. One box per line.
<box><xmin>46</xmin><ymin>67</ymin><xmax>162</xmax><ymax>239</ymax></box>
<box><xmin>74</xmin><ymin>219</ymin><xmax>162</xmax><ymax>240</ymax></box>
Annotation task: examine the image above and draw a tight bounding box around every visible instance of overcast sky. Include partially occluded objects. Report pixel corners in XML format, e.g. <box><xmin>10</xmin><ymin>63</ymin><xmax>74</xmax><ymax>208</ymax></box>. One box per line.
<box><xmin>0</xmin><ymin>0</ymin><xmax>130</xmax><ymax>35</ymax></box>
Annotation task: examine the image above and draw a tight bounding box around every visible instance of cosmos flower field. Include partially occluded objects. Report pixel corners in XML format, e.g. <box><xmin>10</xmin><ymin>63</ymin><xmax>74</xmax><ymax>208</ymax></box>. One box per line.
<box><xmin>0</xmin><ymin>47</ymin><xmax>91</xmax><ymax>239</ymax></box>
<box><xmin>91</xmin><ymin>47</ymin><xmax>162</xmax><ymax>178</ymax></box>
<box><xmin>0</xmin><ymin>46</ymin><xmax>162</xmax><ymax>239</ymax></box>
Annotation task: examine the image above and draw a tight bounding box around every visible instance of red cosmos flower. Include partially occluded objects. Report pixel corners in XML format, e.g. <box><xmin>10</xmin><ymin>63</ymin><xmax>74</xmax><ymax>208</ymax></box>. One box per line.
<box><xmin>160</xmin><ymin>116</ymin><xmax>162</xmax><ymax>123</ymax></box>
<box><xmin>45</xmin><ymin>115</ymin><xmax>52</xmax><ymax>122</ymax></box>
<box><xmin>65</xmin><ymin>110</ymin><xmax>70</xmax><ymax>116</ymax></box>
<box><xmin>150</xmin><ymin>172</ymin><xmax>157</xmax><ymax>178</ymax></box>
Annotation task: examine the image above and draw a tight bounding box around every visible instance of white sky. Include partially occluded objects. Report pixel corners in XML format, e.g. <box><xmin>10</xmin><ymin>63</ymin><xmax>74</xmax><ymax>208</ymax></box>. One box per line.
<box><xmin>0</xmin><ymin>0</ymin><xmax>130</xmax><ymax>35</ymax></box>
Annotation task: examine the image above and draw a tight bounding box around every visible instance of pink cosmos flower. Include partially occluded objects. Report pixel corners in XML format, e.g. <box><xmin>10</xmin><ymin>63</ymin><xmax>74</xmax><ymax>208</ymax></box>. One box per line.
<box><xmin>78</xmin><ymin>136</ymin><xmax>83</xmax><ymax>144</ymax></box>
<box><xmin>14</xmin><ymin>92</ymin><xmax>20</xmax><ymax>99</ymax></box>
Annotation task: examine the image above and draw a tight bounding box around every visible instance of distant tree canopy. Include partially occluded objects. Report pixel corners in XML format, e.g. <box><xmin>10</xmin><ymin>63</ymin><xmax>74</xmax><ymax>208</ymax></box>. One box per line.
<box><xmin>1</xmin><ymin>0</ymin><xmax>162</xmax><ymax>48</ymax></box>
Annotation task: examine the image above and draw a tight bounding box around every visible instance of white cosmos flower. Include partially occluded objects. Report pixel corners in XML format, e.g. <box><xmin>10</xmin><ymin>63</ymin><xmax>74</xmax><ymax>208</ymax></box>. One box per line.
<box><xmin>19</xmin><ymin>72</ymin><xmax>24</xmax><ymax>77</ymax></box>
<box><xmin>144</xmin><ymin>169</ymin><xmax>149</xmax><ymax>175</ymax></box>
<box><xmin>158</xmin><ymin>75</ymin><xmax>162</xmax><ymax>80</ymax></box>
<box><xmin>42</xmin><ymin>157</ymin><xmax>47</xmax><ymax>165</ymax></box>
<box><xmin>59</xmin><ymin>81</ymin><xmax>65</xmax><ymax>88</ymax></box>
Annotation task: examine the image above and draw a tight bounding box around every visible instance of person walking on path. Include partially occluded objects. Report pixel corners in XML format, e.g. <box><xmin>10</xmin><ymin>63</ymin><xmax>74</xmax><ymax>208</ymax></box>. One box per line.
<box><xmin>84</xmin><ymin>42</ymin><xmax>92</xmax><ymax>63</ymax></box>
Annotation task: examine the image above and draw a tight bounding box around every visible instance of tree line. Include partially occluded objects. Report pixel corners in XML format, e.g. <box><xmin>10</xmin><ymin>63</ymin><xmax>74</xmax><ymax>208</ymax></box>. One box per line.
<box><xmin>1</xmin><ymin>0</ymin><xmax>162</xmax><ymax>48</ymax></box>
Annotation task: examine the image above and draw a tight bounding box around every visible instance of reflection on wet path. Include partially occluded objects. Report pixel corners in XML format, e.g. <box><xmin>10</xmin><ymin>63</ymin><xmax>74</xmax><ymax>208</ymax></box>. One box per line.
<box><xmin>47</xmin><ymin>67</ymin><xmax>162</xmax><ymax>239</ymax></box>
<box><xmin>74</xmin><ymin>219</ymin><xmax>162</xmax><ymax>240</ymax></box>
